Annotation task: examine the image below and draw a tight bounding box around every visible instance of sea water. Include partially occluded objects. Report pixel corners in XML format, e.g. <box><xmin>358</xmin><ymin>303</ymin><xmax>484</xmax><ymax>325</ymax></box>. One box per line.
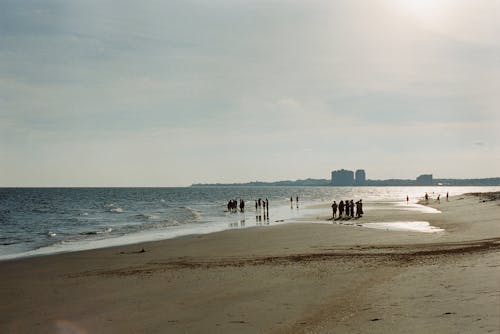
<box><xmin>1</xmin><ymin>186</ymin><xmax>498</xmax><ymax>260</ymax></box>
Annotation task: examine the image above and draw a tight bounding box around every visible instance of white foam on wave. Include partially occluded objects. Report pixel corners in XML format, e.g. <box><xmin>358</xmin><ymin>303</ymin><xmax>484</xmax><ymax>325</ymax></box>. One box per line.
<box><xmin>110</xmin><ymin>207</ymin><xmax>123</xmax><ymax>213</ymax></box>
<box><xmin>182</xmin><ymin>206</ymin><xmax>202</xmax><ymax>221</ymax></box>
<box><xmin>136</xmin><ymin>213</ymin><xmax>160</xmax><ymax>220</ymax></box>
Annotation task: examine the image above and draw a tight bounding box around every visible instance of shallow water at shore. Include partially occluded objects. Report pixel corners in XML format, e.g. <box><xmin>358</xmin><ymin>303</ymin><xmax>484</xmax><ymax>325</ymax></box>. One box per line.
<box><xmin>361</xmin><ymin>221</ymin><xmax>445</xmax><ymax>233</ymax></box>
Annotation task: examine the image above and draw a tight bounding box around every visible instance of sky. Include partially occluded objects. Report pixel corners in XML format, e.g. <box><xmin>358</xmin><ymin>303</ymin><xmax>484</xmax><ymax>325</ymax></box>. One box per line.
<box><xmin>0</xmin><ymin>0</ymin><xmax>499</xmax><ymax>186</ymax></box>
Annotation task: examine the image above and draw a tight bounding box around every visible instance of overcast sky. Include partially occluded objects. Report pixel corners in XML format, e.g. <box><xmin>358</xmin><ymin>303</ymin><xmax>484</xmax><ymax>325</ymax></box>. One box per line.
<box><xmin>1</xmin><ymin>0</ymin><xmax>499</xmax><ymax>186</ymax></box>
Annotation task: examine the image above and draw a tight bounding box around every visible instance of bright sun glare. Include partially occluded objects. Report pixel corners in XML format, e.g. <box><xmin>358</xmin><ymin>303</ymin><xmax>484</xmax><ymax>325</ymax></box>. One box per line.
<box><xmin>386</xmin><ymin>0</ymin><xmax>450</xmax><ymax>25</ymax></box>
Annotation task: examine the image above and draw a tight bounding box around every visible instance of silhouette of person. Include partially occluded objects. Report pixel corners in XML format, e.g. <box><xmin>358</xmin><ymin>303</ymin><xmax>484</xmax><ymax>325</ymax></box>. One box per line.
<box><xmin>350</xmin><ymin>200</ymin><xmax>354</xmax><ymax>218</ymax></box>
<box><xmin>296</xmin><ymin>196</ymin><xmax>299</xmax><ymax>209</ymax></box>
<box><xmin>356</xmin><ymin>200</ymin><xmax>363</xmax><ymax>218</ymax></box>
<box><xmin>446</xmin><ymin>192</ymin><xmax>449</xmax><ymax>201</ymax></box>
<box><xmin>345</xmin><ymin>199</ymin><xmax>350</xmax><ymax>218</ymax></box>
<box><xmin>331</xmin><ymin>201</ymin><xmax>338</xmax><ymax>219</ymax></box>
<box><xmin>406</xmin><ymin>196</ymin><xmax>409</xmax><ymax>204</ymax></box>
<box><xmin>339</xmin><ymin>200</ymin><xmax>344</xmax><ymax>218</ymax></box>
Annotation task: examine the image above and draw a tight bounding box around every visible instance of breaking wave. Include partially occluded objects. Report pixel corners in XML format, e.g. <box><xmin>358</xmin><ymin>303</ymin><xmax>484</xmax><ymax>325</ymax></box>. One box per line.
<box><xmin>135</xmin><ymin>213</ymin><xmax>161</xmax><ymax>221</ymax></box>
<box><xmin>80</xmin><ymin>228</ymin><xmax>113</xmax><ymax>236</ymax></box>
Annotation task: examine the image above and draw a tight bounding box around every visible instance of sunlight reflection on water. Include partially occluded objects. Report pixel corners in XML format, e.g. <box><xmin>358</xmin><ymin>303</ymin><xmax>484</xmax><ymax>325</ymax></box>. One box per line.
<box><xmin>362</xmin><ymin>221</ymin><xmax>444</xmax><ymax>233</ymax></box>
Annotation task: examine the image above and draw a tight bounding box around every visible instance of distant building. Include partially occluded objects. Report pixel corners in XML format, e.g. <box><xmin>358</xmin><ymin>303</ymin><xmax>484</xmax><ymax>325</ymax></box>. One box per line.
<box><xmin>416</xmin><ymin>174</ymin><xmax>433</xmax><ymax>186</ymax></box>
<box><xmin>331</xmin><ymin>169</ymin><xmax>355</xmax><ymax>186</ymax></box>
<box><xmin>355</xmin><ymin>169</ymin><xmax>366</xmax><ymax>186</ymax></box>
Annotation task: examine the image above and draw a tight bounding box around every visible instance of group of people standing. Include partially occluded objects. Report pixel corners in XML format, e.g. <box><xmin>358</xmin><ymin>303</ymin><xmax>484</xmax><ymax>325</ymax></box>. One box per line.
<box><xmin>331</xmin><ymin>199</ymin><xmax>363</xmax><ymax>219</ymax></box>
<box><xmin>226</xmin><ymin>198</ymin><xmax>270</xmax><ymax>215</ymax></box>
<box><xmin>422</xmin><ymin>192</ymin><xmax>449</xmax><ymax>203</ymax></box>
<box><xmin>226</xmin><ymin>198</ymin><xmax>270</xmax><ymax>222</ymax></box>
<box><xmin>255</xmin><ymin>198</ymin><xmax>270</xmax><ymax>221</ymax></box>
<box><xmin>227</xmin><ymin>199</ymin><xmax>245</xmax><ymax>213</ymax></box>
<box><xmin>255</xmin><ymin>198</ymin><xmax>269</xmax><ymax>212</ymax></box>
<box><xmin>227</xmin><ymin>196</ymin><xmax>364</xmax><ymax>223</ymax></box>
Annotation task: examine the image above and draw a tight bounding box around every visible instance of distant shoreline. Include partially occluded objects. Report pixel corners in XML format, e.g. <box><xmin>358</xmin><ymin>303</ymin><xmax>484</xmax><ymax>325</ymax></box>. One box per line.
<box><xmin>192</xmin><ymin>177</ymin><xmax>500</xmax><ymax>187</ymax></box>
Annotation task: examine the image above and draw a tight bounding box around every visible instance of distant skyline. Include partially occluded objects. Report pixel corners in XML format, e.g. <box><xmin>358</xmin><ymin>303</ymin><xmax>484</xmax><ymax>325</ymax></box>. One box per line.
<box><xmin>1</xmin><ymin>0</ymin><xmax>499</xmax><ymax>187</ymax></box>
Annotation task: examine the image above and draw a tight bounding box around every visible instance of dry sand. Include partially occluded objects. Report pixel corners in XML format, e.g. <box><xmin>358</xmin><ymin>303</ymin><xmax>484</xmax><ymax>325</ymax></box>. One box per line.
<box><xmin>1</xmin><ymin>193</ymin><xmax>499</xmax><ymax>333</ymax></box>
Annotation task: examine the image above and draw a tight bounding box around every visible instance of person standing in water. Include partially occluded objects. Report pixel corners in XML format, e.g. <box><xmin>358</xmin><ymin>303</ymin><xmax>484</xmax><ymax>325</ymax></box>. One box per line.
<box><xmin>331</xmin><ymin>201</ymin><xmax>338</xmax><ymax>219</ymax></box>
<box><xmin>265</xmin><ymin>198</ymin><xmax>269</xmax><ymax>214</ymax></box>
<box><xmin>290</xmin><ymin>196</ymin><xmax>293</xmax><ymax>209</ymax></box>
<box><xmin>356</xmin><ymin>200</ymin><xmax>363</xmax><ymax>218</ymax></box>
<box><xmin>296</xmin><ymin>196</ymin><xmax>299</xmax><ymax>209</ymax></box>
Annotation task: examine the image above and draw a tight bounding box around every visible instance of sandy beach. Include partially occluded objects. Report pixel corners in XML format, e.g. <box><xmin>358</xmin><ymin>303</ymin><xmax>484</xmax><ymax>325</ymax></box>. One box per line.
<box><xmin>1</xmin><ymin>192</ymin><xmax>499</xmax><ymax>333</ymax></box>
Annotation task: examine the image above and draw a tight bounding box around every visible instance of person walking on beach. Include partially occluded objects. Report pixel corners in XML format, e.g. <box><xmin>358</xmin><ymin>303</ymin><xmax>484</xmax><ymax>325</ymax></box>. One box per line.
<box><xmin>331</xmin><ymin>201</ymin><xmax>338</xmax><ymax>219</ymax></box>
<box><xmin>290</xmin><ymin>196</ymin><xmax>293</xmax><ymax>208</ymax></box>
<box><xmin>345</xmin><ymin>199</ymin><xmax>350</xmax><ymax>218</ymax></box>
<box><xmin>339</xmin><ymin>200</ymin><xmax>344</xmax><ymax>218</ymax></box>
<box><xmin>425</xmin><ymin>192</ymin><xmax>429</xmax><ymax>201</ymax></box>
<box><xmin>350</xmin><ymin>200</ymin><xmax>355</xmax><ymax>218</ymax></box>
<box><xmin>446</xmin><ymin>192</ymin><xmax>449</xmax><ymax>201</ymax></box>
<box><xmin>406</xmin><ymin>195</ymin><xmax>409</xmax><ymax>204</ymax></box>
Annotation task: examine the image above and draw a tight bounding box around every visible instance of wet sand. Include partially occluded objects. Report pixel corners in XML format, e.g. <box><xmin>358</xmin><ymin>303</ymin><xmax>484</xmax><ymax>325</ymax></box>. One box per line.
<box><xmin>1</xmin><ymin>192</ymin><xmax>499</xmax><ymax>333</ymax></box>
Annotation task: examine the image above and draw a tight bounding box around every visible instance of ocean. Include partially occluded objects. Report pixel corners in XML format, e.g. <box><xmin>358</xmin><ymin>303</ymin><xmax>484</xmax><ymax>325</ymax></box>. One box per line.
<box><xmin>1</xmin><ymin>186</ymin><xmax>499</xmax><ymax>260</ymax></box>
